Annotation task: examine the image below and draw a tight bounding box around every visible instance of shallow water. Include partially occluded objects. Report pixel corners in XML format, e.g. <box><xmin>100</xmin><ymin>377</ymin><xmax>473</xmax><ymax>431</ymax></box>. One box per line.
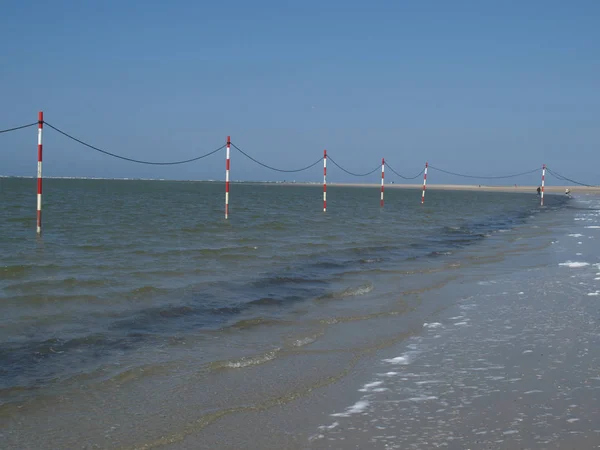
<box><xmin>2</xmin><ymin>178</ymin><xmax>582</xmax><ymax>448</ymax></box>
<box><xmin>0</xmin><ymin>179</ymin><xmax>558</xmax><ymax>397</ymax></box>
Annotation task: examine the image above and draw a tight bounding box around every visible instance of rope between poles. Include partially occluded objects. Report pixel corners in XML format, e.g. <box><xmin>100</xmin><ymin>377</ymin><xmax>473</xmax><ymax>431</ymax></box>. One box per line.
<box><xmin>384</xmin><ymin>162</ymin><xmax>424</xmax><ymax>180</ymax></box>
<box><xmin>327</xmin><ymin>155</ymin><xmax>381</xmax><ymax>177</ymax></box>
<box><xmin>428</xmin><ymin>165</ymin><xmax>540</xmax><ymax>180</ymax></box>
<box><xmin>0</xmin><ymin>122</ymin><xmax>38</xmax><ymax>134</ymax></box>
<box><xmin>231</xmin><ymin>143</ymin><xmax>322</xmax><ymax>173</ymax></box>
<box><xmin>546</xmin><ymin>168</ymin><xmax>596</xmax><ymax>187</ymax></box>
<box><xmin>45</xmin><ymin>122</ymin><xmax>226</xmax><ymax>165</ymax></box>
<box><xmin>5</xmin><ymin>120</ymin><xmax>597</xmax><ymax>186</ymax></box>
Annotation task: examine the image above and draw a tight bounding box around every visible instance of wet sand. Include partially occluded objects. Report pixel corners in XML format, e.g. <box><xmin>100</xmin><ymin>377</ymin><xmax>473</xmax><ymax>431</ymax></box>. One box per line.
<box><xmin>309</xmin><ymin>265</ymin><xmax>600</xmax><ymax>448</ymax></box>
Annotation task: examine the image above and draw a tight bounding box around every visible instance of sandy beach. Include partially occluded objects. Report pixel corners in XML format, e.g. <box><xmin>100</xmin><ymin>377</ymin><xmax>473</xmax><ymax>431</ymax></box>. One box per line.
<box><xmin>329</xmin><ymin>183</ymin><xmax>600</xmax><ymax>194</ymax></box>
<box><xmin>266</xmin><ymin>181</ymin><xmax>600</xmax><ymax>195</ymax></box>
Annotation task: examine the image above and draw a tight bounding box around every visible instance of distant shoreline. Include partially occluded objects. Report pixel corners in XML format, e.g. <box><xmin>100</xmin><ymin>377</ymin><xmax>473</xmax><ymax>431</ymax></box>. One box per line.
<box><xmin>1</xmin><ymin>176</ymin><xmax>598</xmax><ymax>194</ymax></box>
<box><xmin>326</xmin><ymin>183</ymin><xmax>600</xmax><ymax>194</ymax></box>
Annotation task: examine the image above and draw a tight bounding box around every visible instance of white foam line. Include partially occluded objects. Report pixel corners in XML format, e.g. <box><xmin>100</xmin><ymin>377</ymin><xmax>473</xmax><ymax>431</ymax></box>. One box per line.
<box><xmin>331</xmin><ymin>400</ymin><xmax>370</xmax><ymax>417</ymax></box>
<box><xmin>317</xmin><ymin>422</ymin><xmax>339</xmax><ymax>431</ymax></box>
<box><xmin>559</xmin><ymin>261</ymin><xmax>590</xmax><ymax>268</ymax></box>
<box><xmin>407</xmin><ymin>396</ymin><xmax>438</xmax><ymax>402</ymax></box>
<box><xmin>359</xmin><ymin>381</ymin><xmax>383</xmax><ymax>392</ymax></box>
<box><xmin>468</xmin><ymin>366</ymin><xmax>505</xmax><ymax>371</ymax></box>
<box><xmin>377</xmin><ymin>372</ymin><xmax>399</xmax><ymax>377</ymax></box>
<box><xmin>383</xmin><ymin>355</ymin><xmax>411</xmax><ymax>365</ymax></box>
<box><xmin>585</xmin><ymin>226</ymin><xmax>600</xmax><ymax>229</ymax></box>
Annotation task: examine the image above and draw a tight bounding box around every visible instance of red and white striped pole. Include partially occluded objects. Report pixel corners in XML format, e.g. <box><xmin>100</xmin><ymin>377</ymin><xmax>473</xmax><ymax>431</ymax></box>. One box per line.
<box><xmin>37</xmin><ymin>111</ymin><xmax>43</xmax><ymax>235</ymax></box>
<box><xmin>323</xmin><ymin>150</ymin><xmax>327</xmax><ymax>212</ymax></box>
<box><xmin>540</xmin><ymin>163</ymin><xmax>546</xmax><ymax>206</ymax></box>
<box><xmin>380</xmin><ymin>158</ymin><xmax>385</xmax><ymax>207</ymax></box>
<box><xmin>421</xmin><ymin>162</ymin><xmax>428</xmax><ymax>204</ymax></box>
<box><xmin>225</xmin><ymin>136</ymin><xmax>231</xmax><ymax>219</ymax></box>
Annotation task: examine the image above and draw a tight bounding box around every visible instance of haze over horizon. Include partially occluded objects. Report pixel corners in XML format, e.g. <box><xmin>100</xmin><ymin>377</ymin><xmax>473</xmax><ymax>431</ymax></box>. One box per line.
<box><xmin>1</xmin><ymin>1</ymin><xmax>598</xmax><ymax>185</ymax></box>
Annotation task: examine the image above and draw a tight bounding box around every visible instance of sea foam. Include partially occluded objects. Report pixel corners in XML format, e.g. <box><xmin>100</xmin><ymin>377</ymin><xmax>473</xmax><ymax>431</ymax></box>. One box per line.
<box><xmin>331</xmin><ymin>400</ymin><xmax>370</xmax><ymax>417</ymax></box>
<box><xmin>558</xmin><ymin>261</ymin><xmax>590</xmax><ymax>268</ymax></box>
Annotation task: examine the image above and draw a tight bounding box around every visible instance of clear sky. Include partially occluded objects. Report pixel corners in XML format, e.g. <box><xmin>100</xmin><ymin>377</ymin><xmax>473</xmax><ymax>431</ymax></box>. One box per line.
<box><xmin>1</xmin><ymin>0</ymin><xmax>598</xmax><ymax>185</ymax></box>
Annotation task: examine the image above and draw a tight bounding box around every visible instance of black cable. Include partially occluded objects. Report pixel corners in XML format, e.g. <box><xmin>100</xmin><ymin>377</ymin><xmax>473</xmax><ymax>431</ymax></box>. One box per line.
<box><xmin>231</xmin><ymin>143</ymin><xmax>322</xmax><ymax>173</ymax></box>
<box><xmin>45</xmin><ymin>122</ymin><xmax>225</xmax><ymax>165</ymax></box>
<box><xmin>0</xmin><ymin>122</ymin><xmax>38</xmax><ymax>134</ymax></box>
<box><xmin>429</xmin><ymin>165</ymin><xmax>540</xmax><ymax>179</ymax></box>
<box><xmin>327</xmin><ymin>155</ymin><xmax>381</xmax><ymax>177</ymax></box>
<box><xmin>384</xmin><ymin>162</ymin><xmax>424</xmax><ymax>180</ymax></box>
<box><xmin>546</xmin><ymin>168</ymin><xmax>596</xmax><ymax>187</ymax></box>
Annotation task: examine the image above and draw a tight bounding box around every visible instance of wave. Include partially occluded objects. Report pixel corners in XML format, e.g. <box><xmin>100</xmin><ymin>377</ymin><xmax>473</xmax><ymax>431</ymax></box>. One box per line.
<box><xmin>74</xmin><ymin>244</ymin><xmax>110</xmax><ymax>252</ymax></box>
<box><xmin>427</xmin><ymin>251</ymin><xmax>453</xmax><ymax>258</ymax></box>
<box><xmin>359</xmin><ymin>257</ymin><xmax>386</xmax><ymax>264</ymax></box>
<box><xmin>210</xmin><ymin>305</ymin><xmax>243</xmax><ymax>315</ymax></box>
<box><xmin>256</xmin><ymin>221</ymin><xmax>288</xmax><ymax>231</ymax></box>
<box><xmin>310</xmin><ymin>260</ymin><xmax>351</xmax><ymax>269</ymax></box>
<box><xmin>292</xmin><ymin>336</ymin><xmax>318</xmax><ymax>347</ymax></box>
<box><xmin>5</xmin><ymin>217</ymin><xmax>34</xmax><ymax>224</ymax></box>
<box><xmin>130</xmin><ymin>246</ymin><xmax>260</xmax><ymax>257</ymax></box>
<box><xmin>0</xmin><ymin>264</ymin><xmax>61</xmax><ymax>279</ymax></box>
<box><xmin>340</xmin><ymin>283</ymin><xmax>374</xmax><ymax>297</ymax></box>
<box><xmin>110</xmin><ymin>303</ymin><xmax>205</xmax><ymax>332</ymax></box>
<box><xmin>2</xmin><ymin>293</ymin><xmax>101</xmax><ymax>306</ymax></box>
<box><xmin>126</xmin><ymin>285</ymin><xmax>170</xmax><ymax>298</ymax></box>
<box><xmin>4</xmin><ymin>277</ymin><xmax>111</xmax><ymax>294</ymax></box>
<box><xmin>247</xmin><ymin>297</ymin><xmax>284</xmax><ymax>306</ymax></box>
<box><xmin>209</xmin><ymin>348</ymin><xmax>281</xmax><ymax>370</ymax></box>
<box><xmin>316</xmin><ymin>282</ymin><xmax>374</xmax><ymax>302</ymax></box>
<box><xmin>252</xmin><ymin>275</ymin><xmax>327</xmax><ymax>289</ymax></box>
<box><xmin>0</xmin><ymin>332</ymin><xmax>144</xmax><ymax>392</ymax></box>
<box><xmin>228</xmin><ymin>317</ymin><xmax>289</xmax><ymax>330</ymax></box>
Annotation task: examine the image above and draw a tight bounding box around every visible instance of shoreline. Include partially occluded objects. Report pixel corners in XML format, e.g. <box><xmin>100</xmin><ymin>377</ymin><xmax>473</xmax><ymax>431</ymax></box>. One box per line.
<box><xmin>3</xmin><ymin>176</ymin><xmax>598</xmax><ymax>194</ymax></box>
<box><xmin>327</xmin><ymin>183</ymin><xmax>600</xmax><ymax>194</ymax></box>
<box><xmin>306</xmin><ymin>194</ymin><xmax>600</xmax><ymax>449</ymax></box>
<box><xmin>280</xmin><ymin>181</ymin><xmax>600</xmax><ymax>195</ymax></box>
<box><xmin>180</xmin><ymin>193</ymin><xmax>600</xmax><ymax>449</ymax></box>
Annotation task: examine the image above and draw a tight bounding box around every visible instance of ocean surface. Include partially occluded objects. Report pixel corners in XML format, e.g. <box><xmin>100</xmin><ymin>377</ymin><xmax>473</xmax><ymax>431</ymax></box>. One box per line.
<box><xmin>3</xmin><ymin>177</ymin><xmax>595</xmax><ymax>449</ymax></box>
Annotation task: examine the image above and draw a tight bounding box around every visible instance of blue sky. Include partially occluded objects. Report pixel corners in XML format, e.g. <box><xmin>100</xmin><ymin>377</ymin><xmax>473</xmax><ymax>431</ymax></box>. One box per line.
<box><xmin>1</xmin><ymin>0</ymin><xmax>599</xmax><ymax>184</ymax></box>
